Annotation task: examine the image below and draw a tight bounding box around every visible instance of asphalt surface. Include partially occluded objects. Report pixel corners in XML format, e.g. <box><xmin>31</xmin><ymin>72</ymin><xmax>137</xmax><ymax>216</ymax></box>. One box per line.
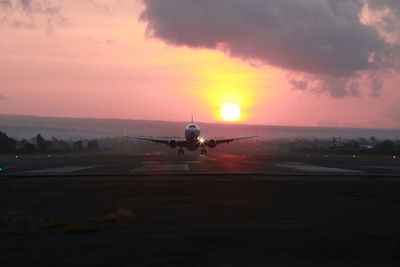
<box><xmin>1</xmin><ymin>152</ymin><xmax>400</xmax><ymax>266</ymax></box>
<box><xmin>1</xmin><ymin>151</ymin><xmax>400</xmax><ymax>176</ymax></box>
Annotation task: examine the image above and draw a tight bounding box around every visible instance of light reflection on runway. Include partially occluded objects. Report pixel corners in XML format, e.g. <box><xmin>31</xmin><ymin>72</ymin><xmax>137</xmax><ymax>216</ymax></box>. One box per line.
<box><xmin>2</xmin><ymin>152</ymin><xmax>400</xmax><ymax>176</ymax></box>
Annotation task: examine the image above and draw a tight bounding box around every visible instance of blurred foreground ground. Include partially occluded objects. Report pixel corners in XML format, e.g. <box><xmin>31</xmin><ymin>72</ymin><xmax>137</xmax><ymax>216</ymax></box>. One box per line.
<box><xmin>1</xmin><ymin>152</ymin><xmax>400</xmax><ymax>266</ymax></box>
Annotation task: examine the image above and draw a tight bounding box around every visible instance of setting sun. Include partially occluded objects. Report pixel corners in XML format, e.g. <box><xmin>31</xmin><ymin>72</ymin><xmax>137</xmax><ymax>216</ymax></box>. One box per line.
<box><xmin>220</xmin><ymin>103</ymin><xmax>241</xmax><ymax>122</ymax></box>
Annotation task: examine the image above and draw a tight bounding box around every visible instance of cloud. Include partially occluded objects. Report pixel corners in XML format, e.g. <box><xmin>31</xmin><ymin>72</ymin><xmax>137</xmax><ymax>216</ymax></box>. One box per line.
<box><xmin>86</xmin><ymin>36</ymin><xmax>115</xmax><ymax>45</ymax></box>
<box><xmin>87</xmin><ymin>0</ymin><xmax>111</xmax><ymax>14</ymax></box>
<box><xmin>140</xmin><ymin>0</ymin><xmax>400</xmax><ymax>98</ymax></box>
<box><xmin>0</xmin><ymin>0</ymin><xmax>66</xmax><ymax>34</ymax></box>
<box><xmin>0</xmin><ymin>0</ymin><xmax>12</xmax><ymax>9</ymax></box>
<box><xmin>0</xmin><ymin>94</ymin><xmax>6</xmax><ymax>101</ymax></box>
<box><xmin>287</xmin><ymin>73</ymin><xmax>366</xmax><ymax>98</ymax></box>
<box><xmin>364</xmin><ymin>0</ymin><xmax>400</xmax><ymax>44</ymax></box>
<box><xmin>369</xmin><ymin>76</ymin><xmax>384</xmax><ymax>97</ymax></box>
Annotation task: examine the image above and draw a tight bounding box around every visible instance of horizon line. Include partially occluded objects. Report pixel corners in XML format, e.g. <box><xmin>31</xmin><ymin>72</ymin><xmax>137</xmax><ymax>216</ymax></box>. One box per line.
<box><xmin>0</xmin><ymin>113</ymin><xmax>398</xmax><ymax>131</ymax></box>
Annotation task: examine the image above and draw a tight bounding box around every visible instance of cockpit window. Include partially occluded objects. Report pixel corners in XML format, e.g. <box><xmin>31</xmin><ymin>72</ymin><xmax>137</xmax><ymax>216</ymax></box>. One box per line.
<box><xmin>189</xmin><ymin>125</ymin><xmax>196</xmax><ymax>128</ymax></box>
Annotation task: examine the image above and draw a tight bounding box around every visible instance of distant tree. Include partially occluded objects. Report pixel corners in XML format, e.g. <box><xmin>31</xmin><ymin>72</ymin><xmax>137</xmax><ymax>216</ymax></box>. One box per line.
<box><xmin>312</xmin><ymin>139</ymin><xmax>318</xmax><ymax>151</ymax></box>
<box><xmin>17</xmin><ymin>139</ymin><xmax>36</xmax><ymax>153</ymax></box>
<box><xmin>358</xmin><ymin>138</ymin><xmax>368</xmax><ymax>145</ymax></box>
<box><xmin>376</xmin><ymin>140</ymin><xmax>395</xmax><ymax>152</ymax></box>
<box><xmin>35</xmin><ymin>134</ymin><xmax>45</xmax><ymax>151</ymax></box>
<box><xmin>343</xmin><ymin>140</ymin><xmax>360</xmax><ymax>150</ymax></box>
<box><xmin>42</xmin><ymin>140</ymin><xmax>55</xmax><ymax>151</ymax></box>
<box><xmin>331</xmin><ymin>137</ymin><xmax>337</xmax><ymax>150</ymax></box>
<box><xmin>57</xmin><ymin>140</ymin><xmax>71</xmax><ymax>150</ymax></box>
<box><xmin>51</xmin><ymin>137</ymin><xmax>60</xmax><ymax>150</ymax></box>
<box><xmin>396</xmin><ymin>137</ymin><xmax>400</xmax><ymax>151</ymax></box>
<box><xmin>72</xmin><ymin>141</ymin><xmax>83</xmax><ymax>150</ymax></box>
<box><xmin>16</xmin><ymin>139</ymin><xmax>28</xmax><ymax>150</ymax></box>
<box><xmin>24</xmin><ymin>143</ymin><xmax>36</xmax><ymax>153</ymax></box>
<box><xmin>33</xmin><ymin>134</ymin><xmax>55</xmax><ymax>152</ymax></box>
<box><xmin>0</xmin><ymin>131</ymin><xmax>16</xmax><ymax>153</ymax></box>
<box><xmin>88</xmin><ymin>139</ymin><xmax>100</xmax><ymax>150</ymax></box>
<box><xmin>98</xmin><ymin>138</ymin><xmax>115</xmax><ymax>149</ymax></box>
<box><xmin>51</xmin><ymin>137</ymin><xmax>70</xmax><ymax>151</ymax></box>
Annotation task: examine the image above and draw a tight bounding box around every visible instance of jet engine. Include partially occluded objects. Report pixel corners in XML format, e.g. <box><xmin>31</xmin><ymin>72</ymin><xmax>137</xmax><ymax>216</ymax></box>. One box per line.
<box><xmin>207</xmin><ymin>139</ymin><xmax>217</xmax><ymax>148</ymax></box>
<box><xmin>169</xmin><ymin>140</ymin><xmax>177</xmax><ymax>149</ymax></box>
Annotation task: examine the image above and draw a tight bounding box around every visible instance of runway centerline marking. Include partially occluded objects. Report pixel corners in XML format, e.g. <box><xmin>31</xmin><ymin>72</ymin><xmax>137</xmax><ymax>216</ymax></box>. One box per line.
<box><xmin>275</xmin><ymin>162</ymin><xmax>362</xmax><ymax>173</ymax></box>
<box><xmin>200</xmin><ymin>155</ymin><xmax>217</xmax><ymax>161</ymax></box>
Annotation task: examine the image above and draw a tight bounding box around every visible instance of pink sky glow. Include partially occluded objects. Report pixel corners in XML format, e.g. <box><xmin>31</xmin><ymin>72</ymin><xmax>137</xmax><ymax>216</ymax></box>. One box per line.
<box><xmin>1</xmin><ymin>0</ymin><xmax>400</xmax><ymax>128</ymax></box>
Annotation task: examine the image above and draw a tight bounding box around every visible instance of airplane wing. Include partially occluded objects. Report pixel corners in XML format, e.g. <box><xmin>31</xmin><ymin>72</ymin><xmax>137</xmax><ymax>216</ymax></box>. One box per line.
<box><xmin>211</xmin><ymin>136</ymin><xmax>258</xmax><ymax>145</ymax></box>
<box><xmin>132</xmin><ymin>136</ymin><xmax>186</xmax><ymax>146</ymax></box>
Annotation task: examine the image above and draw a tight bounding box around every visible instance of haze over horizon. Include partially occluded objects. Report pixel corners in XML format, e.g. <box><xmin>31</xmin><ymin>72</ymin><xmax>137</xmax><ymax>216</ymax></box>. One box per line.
<box><xmin>2</xmin><ymin>112</ymin><xmax>400</xmax><ymax>130</ymax></box>
<box><xmin>1</xmin><ymin>0</ymin><xmax>400</xmax><ymax>128</ymax></box>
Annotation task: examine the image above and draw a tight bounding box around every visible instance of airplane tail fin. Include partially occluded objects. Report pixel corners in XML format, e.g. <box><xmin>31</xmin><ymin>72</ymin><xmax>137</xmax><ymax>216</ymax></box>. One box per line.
<box><xmin>191</xmin><ymin>114</ymin><xmax>194</xmax><ymax>123</ymax></box>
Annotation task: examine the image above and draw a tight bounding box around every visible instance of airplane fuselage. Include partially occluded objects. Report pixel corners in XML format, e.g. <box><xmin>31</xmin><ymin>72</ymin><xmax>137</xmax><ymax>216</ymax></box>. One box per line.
<box><xmin>184</xmin><ymin>123</ymin><xmax>201</xmax><ymax>151</ymax></box>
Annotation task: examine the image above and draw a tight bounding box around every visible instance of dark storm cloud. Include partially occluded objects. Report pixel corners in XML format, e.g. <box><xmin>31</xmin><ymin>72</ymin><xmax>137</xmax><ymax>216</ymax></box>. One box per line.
<box><xmin>0</xmin><ymin>0</ymin><xmax>65</xmax><ymax>33</ymax></box>
<box><xmin>19</xmin><ymin>0</ymin><xmax>31</xmax><ymax>8</ymax></box>
<box><xmin>140</xmin><ymin>0</ymin><xmax>400</xmax><ymax>98</ymax></box>
<box><xmin>287</xmin><ymin>74</ymin><xmax>366</xmax><ymax>98</ymax></box>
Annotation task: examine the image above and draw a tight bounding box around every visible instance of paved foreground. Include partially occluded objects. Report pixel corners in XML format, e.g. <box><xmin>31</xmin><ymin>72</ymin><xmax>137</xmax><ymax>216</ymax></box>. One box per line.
<box><xmin>1</xmin><ymin>152</ymin><xmax>400</xmax><ymax>266</ymax></box>
<box><xmin>1</xmin><ymin>171</ymin><xmax>400</xmax><ymax>266</ymax></box>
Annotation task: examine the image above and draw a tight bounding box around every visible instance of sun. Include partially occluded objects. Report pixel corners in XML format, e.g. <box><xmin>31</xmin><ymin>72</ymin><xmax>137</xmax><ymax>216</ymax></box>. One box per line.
<box><xmin>220</xmin><ymin>103</ymin><xmax>241</xmax><ymax>122</ymax></box>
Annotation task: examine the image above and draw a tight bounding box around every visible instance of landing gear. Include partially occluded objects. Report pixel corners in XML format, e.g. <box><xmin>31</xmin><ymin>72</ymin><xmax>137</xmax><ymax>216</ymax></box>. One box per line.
<box><xmin>201</xmin><ymin>148</ymin><xmax>207</xmax><ymax>155</ymax></box>
<box><xmin>178</xmin><ymin>148</ymin><xmax>184</xmax><ymax>155</ymax></box>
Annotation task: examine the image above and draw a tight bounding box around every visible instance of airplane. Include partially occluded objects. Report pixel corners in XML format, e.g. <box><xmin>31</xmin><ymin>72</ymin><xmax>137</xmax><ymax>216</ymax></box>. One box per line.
<box><xmin>133</xmin><ymin>116</ymin><xmax>257</xmax><ymax>154</ymax></box>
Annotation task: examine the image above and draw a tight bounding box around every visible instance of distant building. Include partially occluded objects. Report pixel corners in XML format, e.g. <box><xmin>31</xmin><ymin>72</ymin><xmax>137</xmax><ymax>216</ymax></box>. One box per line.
<box><xmin>360</xmin><ymin>144</ymin><xmax>374</xmax><ymax>150</ymax></box>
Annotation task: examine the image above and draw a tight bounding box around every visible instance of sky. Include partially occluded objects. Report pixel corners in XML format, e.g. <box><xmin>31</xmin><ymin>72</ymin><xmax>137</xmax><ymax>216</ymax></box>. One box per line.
<box><xmin>1</xmin><ymin>0</ymin><xmax>400</xmax><ymax>128</ymax></box>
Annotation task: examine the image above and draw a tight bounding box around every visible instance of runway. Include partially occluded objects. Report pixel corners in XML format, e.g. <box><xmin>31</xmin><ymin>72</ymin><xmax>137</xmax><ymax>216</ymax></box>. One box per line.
<box><xmin>2</xmin><ymin>152</ymin><xmax>400</xmax><ymax>177</ymax></box>
<box><xmin>1</xmin><ymin>152</ymin><xmax>400</xmax><ymax>266</ymax></box>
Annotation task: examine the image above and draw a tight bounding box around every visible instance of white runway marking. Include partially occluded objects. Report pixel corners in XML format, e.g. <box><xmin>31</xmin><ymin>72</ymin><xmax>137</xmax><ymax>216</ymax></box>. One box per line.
<box><xmin>21</xmin><ymin>166</ymin><xmax>97</xmax><ymax>174</ymax></box>
<box><xmin>275</xmin><ymin>162</ymin><xmax>362</xmax><ymax>173</ymax></box>
<box><xmin>132</xmin><ymin>163</ymin><xmax>189</xmax><ymax>172</ymax></box>
<box><xmin>200</xmin><ymin>155</ymin><xmax>217</xmax><ymax>161</ymax></box>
